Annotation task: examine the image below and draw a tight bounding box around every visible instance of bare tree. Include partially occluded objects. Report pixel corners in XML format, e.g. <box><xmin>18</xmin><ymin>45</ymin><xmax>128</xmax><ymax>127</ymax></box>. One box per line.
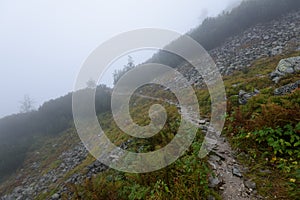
<box><xmin>113</xmin><ymin>56</ymin><xmax>135</xmax><ymax>85</ymax></box>
<box><xmin>20</xmin><ymin>95</ymin><xmax>35</xmax><ymax>113</ymax></box>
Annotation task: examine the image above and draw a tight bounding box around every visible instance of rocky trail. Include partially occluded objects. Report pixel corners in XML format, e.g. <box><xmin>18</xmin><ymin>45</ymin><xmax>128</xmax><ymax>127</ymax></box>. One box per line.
<box><xmin>208</xmin><ymin>136</ymin><xmax>260</xmax><ymax>200</ymax></box>
<box><xmin>136</xmin><ymin>94</ymin><xmax>261</xmax><ymax>200</ymax></box>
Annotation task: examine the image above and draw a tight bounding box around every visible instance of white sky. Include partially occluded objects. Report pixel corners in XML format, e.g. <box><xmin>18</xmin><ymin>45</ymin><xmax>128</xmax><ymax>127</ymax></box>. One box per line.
<box><xmin>0</xmin><ymin>0</ymin><xmax>242</xmax><ymax>118</ymax></box>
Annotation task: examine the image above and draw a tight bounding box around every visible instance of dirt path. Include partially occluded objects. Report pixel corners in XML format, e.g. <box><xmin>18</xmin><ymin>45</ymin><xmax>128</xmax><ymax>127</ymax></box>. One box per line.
<box><xmin>208</xmin><ymin>135</ymin><xmax>260</xmax><ymax>200</ymax></box>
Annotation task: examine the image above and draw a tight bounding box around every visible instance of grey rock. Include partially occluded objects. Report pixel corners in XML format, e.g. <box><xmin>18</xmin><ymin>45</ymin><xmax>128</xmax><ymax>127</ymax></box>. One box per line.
<box><xmin>200</xmin><ymin>125</ymin><xmax>208</xmax><ymax>131</ymax></box>
<box><xmin>238</xmin><ymin>89</ymin><xmax>259</xmax><ymax>105</ymax></box>
<box><xmin>4</xmin><ymin>195</ymin><xmax>16</xmax><ymax>200</ymax></box>
<box><xmin>208</xmin><ymin>175</ymin><xmax>221</xmax><ymax>188</ymax></box>
<box><xmin>209</xmin><ymin>155</ymin><xmax>221</xmax><ymax>163</ymax></box>
<box><xmin>295</xmin><ymin>64</ymin><xmax>300</xmax><ymax>72</ymax></box>
<box><xmin>51</xmin><ymin>193</ymin><xmax>60</xmax><ymax>200</ymax></box>
<box><xmin>254</xmin><ymin>89</ymin><xmax>260</xmax><ymax>94</ymax></box>
<box><xmin>16</xmin><ymin>196</ymin><xmax>23</xmax><ymax>200</ymax></box>
<box><xmin>272</xmin><ymin>76</ymin><xmax>281</xmax><ymax>84</ymax></box>
<box><xmin>208</xmin><ymin>161</ymin><xmax>217</xmax><ymax>170</ymax></box>
<box><xmin>270</xmin><ymin>56</ymin><xmax>300</xmax><ymax>83</ymax></box>
<box><xmin>263</xmin><ymin>35</ymin><xmax>270</xmax><ymax>40</ymax></box>
<box><xmin>207</xmin><ymin>195</ymin><xmax>216</xmax><ymax>200</ymax></box>
<box><xmin>271</xmin><ymin>46</ymin><xmax>283</xmax><ymax>56</ymax></box>
<box><xmin>232</xmin><ymin>166</ymin><xmax>243</xmax><ymax>177</ymax></box>
<box><xmin>277</xmin><ymin>59</ymin><xmax>295</xmax><ymax>74</ymax></box>
<box><xmin>13</xmin><ymin>186</ymin><xmax>23</xmax><ymax>194</ymax></box>
<box><xmin>52</xmin><ymin>177</ymin><xmax>57</xmax><ymax>183</ymax></box>
<box><xmin>239</xmin><ymin>90</ymin><xmax>247</xmax><ymax>96</ymax></box>
<box><xmin>214</xmin><ymin>152</ymin><xmax>226</xmax><ymax>161</ymax></box>
<box><xmin>244</xmin><ymin>180</ymin><xmax>256</xmax><ymax>190</ymax></box>
<box><xmin>274</xmin><ymin>80</ymin><xmax>300</xmax><ymax>95</ymax></box>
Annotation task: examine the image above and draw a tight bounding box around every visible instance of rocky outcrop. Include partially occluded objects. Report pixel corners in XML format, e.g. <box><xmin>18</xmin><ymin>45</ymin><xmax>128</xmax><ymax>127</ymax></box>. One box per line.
<box><xmin>274</xmin><ymin>80</ymin><xmax>300</xmax><ymax>95</ymax></box>
<box><xmin>238</xmin><ymin>89</ymin><xmax>260</xmax><ymax>105</ymax></box>
<box><xmin>270</xmin><ymin>56</ymin><xmax>300</xmax><ymax>83</ymax></box>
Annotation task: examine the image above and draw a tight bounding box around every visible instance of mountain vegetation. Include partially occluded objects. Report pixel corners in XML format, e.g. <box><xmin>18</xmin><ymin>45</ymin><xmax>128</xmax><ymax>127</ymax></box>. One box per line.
<box><xmin>0</xmin><ymin>0</ymin><xmax>300</xmax><ymax>199</ymax></box>
<box><xmin>0</xmin><ymin>85</ymin><xmax>111</xmax><ymax>182</ymax></box>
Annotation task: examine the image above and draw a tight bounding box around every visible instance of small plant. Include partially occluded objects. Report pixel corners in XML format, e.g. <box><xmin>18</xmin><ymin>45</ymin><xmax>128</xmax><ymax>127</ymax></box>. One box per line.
<box><xmin>252</xmin><ymin>123</ymin><xmax>300</xmax><ymax>159</ymax></box>
<box><xmin>150</xmin><ymin>180</ymin><xmax>170</xmax><ymax>199</ymax></box>
<box><xmin>122</xmin><ymin>184</ymin><xmax>150</xmax><ymax>200</ymax></box>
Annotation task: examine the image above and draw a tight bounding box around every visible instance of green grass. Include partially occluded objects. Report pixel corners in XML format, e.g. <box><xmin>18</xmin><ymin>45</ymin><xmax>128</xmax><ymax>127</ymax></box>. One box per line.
<box><xmin>64</xmin><ymin>134</ymin><xmax>218</xmax><ymax>200</ymax></box>
<box><xmin>61</xmin><ymin>85</ymin><xmax>218</xmax><ymax>200</ymax></box>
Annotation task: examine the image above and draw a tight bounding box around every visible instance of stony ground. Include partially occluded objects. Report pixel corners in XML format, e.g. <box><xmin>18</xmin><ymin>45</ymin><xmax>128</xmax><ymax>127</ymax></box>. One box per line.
<box><xmin>208</xmin><ymin>136</ymin><xmax>260</xmax><ymax>200</ymax></box>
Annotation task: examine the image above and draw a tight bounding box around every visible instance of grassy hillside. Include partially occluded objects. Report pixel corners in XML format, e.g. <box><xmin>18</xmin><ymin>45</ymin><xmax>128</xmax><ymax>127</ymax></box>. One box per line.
<box><xmin>0</xmin><ymin>85</ymin><xmax>219</xmax><ymax>199</ymax></box>
<box><xmin>66</xmin><ymin>54</ymin><xmax>300</xmax><ymax>200</ymax></box>
<box><xmin>1</xmin><ymin>0</ymin><xmax>300</xmax><ymax>199</ymax></box>
<box><xmin>0</xmin><ymin>85</ymin><xmax>111</xmax><ymax>182</ymax></box>
<box><xmin>2</xmin><ymin>0</ymin><xmax>300</xmax><ymax>185</ymax></box>
<box><xmin>1</xmin><ymin>51</ymin><xmax>299</xmax><ymax>199</ymax></box>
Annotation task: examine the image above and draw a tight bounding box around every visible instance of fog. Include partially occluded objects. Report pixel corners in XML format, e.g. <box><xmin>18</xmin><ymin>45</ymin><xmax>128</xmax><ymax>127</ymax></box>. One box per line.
<box><xmin>0</xmin><ymin>0</ymin><xmax>242</xmax><ymax>118</ymax></box>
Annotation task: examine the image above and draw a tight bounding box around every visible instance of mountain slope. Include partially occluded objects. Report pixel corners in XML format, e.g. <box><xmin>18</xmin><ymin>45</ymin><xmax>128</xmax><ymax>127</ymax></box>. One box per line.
<box><xmin>1</xmin><ymin>0</ymin><xmax>300</xmax><ymax>199</ymax></box>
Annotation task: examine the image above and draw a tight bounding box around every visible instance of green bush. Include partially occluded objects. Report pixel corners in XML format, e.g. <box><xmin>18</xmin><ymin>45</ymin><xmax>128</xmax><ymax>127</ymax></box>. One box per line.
<box><xmin>252</xmin><ymin>123</ymin><xmax>300</xmax><ymax>159</ymax></box>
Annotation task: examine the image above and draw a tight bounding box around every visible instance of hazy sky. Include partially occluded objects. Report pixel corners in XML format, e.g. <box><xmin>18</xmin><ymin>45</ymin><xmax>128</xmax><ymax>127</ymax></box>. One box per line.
<box><xmin>0</xmin><ymin>0</ymin><xmax>242</xmax><ymax>118</ymax></box>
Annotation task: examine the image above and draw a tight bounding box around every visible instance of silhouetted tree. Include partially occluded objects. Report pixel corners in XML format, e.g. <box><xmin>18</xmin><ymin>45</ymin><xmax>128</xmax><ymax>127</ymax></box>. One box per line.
<box><xmin>113</xmin><ymin>56</ymin><xmax>135</xmax><ymax>85</ymax></box>
<box><xmin>19</xmin><ymin>95</ymin><xmax>35</xmax><ymax>113</ymax></box>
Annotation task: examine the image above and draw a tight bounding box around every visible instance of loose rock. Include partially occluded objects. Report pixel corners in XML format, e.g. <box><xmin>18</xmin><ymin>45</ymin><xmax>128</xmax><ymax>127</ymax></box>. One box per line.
<box><xmin>232</xmin><ymin>166</ymin><xmax>243</xmax><ymax>177</ymax></box>
<box><xmin>244</xmin><ymin>180</ymin><xmax>257</xmax><ymax>190</ymax></box>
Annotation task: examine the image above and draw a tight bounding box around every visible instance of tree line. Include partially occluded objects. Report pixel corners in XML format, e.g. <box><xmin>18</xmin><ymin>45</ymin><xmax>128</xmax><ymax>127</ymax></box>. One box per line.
<box><xmin>0</xmin><ymin>85</ymin><xmax>111</xmax><ymax>182</ymax></box>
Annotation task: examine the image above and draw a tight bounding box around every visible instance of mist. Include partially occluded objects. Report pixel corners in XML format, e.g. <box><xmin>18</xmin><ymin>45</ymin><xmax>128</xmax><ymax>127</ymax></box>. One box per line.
<box><xmin>0</xmin><ymin>0</ymin><xmax>242</xmax><ymax>118</ymax></box>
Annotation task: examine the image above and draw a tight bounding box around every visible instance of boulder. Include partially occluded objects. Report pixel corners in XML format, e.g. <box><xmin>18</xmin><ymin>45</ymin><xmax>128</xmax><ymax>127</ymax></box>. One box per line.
<box><xmin>238</xmin><ymin>89</ymin><xmax>260</xmax><ymax>105</ymax></box>
<box><xmin>232</xmin><ymin>166</ymin><xmax>243</xmax><ymax>177</ymax></box>
<box><xmin>244</xmin><ymin>180</ymin><xmax>257</xmax><ymax>190</ymax></box>
<box><xmin>208</xmin><ymin>175</ymin><xmax>221</xmax><ymax>188</ymax></box>
<box><xmin>274</xmin><ymin>80</ymin><xmax>300</xmax><ymax>95</ymax></box>
<box><xmin>277</xmin><ymin>59</ymin><xmax>295</xmax><ymax>74</ymax></box>
<box><xmin>270</xmin><ymin>56</ymin><xmax>300</xmax><ymax>83</ymax></box>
